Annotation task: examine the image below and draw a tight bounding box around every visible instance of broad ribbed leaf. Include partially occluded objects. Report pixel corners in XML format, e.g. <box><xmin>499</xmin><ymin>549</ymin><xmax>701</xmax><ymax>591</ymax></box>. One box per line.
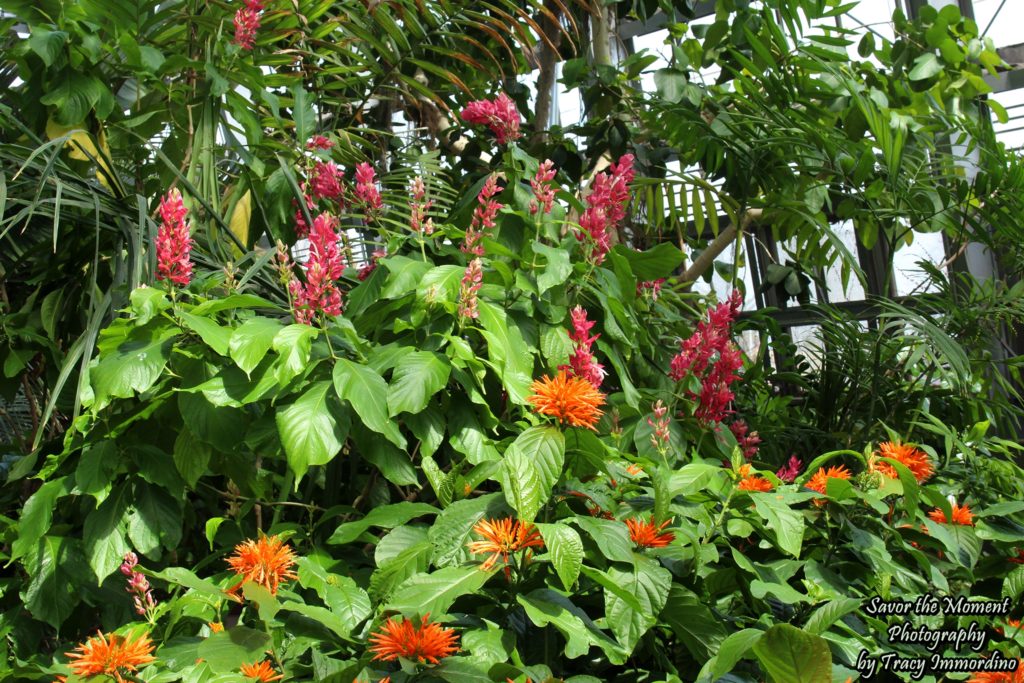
<box><xmin>228</xmin><ymin>317</ymin><xmax>283</xmax><ymax>375</ymax></box>
<box><xmin>386</xmin><ymin>350</ymin><xmax>450</xmax><ymax>417</ymax></box>
<box><xmin>328</xmin><ymin>502</ymin><xmax>439</xmax><ymax>545</ymax></box>
<box><xmin>498</xmin><ymin>426</ymin><xmax>564</xmax><ymax>524</ymax></box>
<box><xmin>334</xmin><ymin>359</ymin><xmax>405</xmax><ymax>447</ymax></box>
<box><xmin>537</xmin><ymin>523</ymin><xmax>583</xmax><ymax>591</ymax></box>
<box><xmin>276</xmin><ymin>381</ymin><xmax>347</xmax><ymax>482</ymax></box>
<box><xmin>603</xmin><ymin>559</ymin><xmax>671</xmax><ymax>652</ymax></box>
<box><xmin>387</xmin><ymin>565</ymin><xmax>495</xmax><ymax>616</ymax></box>
<box><xmin>752</xmin><ymin>624</ymin><xmax>832</xmax><ymax>683</ymax></box>
<box><xmin>196</xmin><ymin>627</ymin><xmax>271</xmax><ymax>673</ymax></box>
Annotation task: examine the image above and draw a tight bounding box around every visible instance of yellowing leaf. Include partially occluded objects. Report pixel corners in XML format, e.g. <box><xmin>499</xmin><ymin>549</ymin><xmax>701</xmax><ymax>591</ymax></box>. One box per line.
<box><xmin>45</xmin><ymin>118</ymin><xmax>117</xmax><ymax>193</ymax></box>
<box><xmin>228</xmin><ymin>188</ymin><xmax>252</xmax><ymax>254</ymax></box>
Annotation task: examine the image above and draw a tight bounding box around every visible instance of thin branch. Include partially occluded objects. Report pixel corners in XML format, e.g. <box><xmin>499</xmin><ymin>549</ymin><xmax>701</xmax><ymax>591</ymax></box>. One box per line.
<box><xmin>680</xmin><ymin>208</ymin><xmax>762</xmax><ymax>287</ymax></box>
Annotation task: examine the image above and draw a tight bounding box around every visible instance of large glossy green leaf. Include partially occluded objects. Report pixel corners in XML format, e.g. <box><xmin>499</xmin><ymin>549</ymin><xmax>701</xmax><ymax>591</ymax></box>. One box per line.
<box><xmin>21</xmin><ymin>536</ymin><xmax>79</xmax><ymax>629</ymax></box>
<box><xmin>517</xmin><ymin>589</ymin><xmax>628</xmax><ymax>665</ymax></box>
<box><xmin>752</xmin><ymin>624</ymin><xmax>832</xmax><ymax>683</ymax></box>
<box><xmin>573</xmin><ymin>516</ymin><xmax>635</xmax><ymax>564</ymax></box>
<box><xmin>328</xmin><ymin>502</ymin><xmax>439</xmax><ymax>545</ymax></box>
<box><xmin>333</xmin><ymin>359</ymin><xmax>405</xmax><ymax>447</ymax></box>
<box><xmin>497</xmin><ymin>426</ymin><xmax>564</xmax><ymax>524</ymax></box>
<box><xmin>325</xmin><ymin>577</ymin><xmax>372</xmax><ymax>634</ymax></box>
<box><xmin>662</xmin><ymin>584</ymin><xmax>728</xmax><ymax>661</ymax></box>
<box><xmin>272</xmin><ymin>323</ymin><xmax>319</xmax><ymax>385</ymax></box>
<box><xmin>11</xmin><ymin>476</ymin><xmax>72</xmax><ymax>562</ymax></box>
<box><xmin>228</xmin><ymin>317</ymin><xmax>283</xmax><ymax>375</ymax></box>
<box><xmin>603</xmin><ymin>558</ymin><xmax>671</xmax><ymax>652</ymax></box>
<box><xmin>83</xmin><ymin>481</ymin><xmax>130</xmax><ymax>584</ymax></box>
<box><xmin>749</xmin><ymin>491</ymin><xmax>806</xmax><ymax>558</ymax></box>
<box><xmin>696</xmin><ymin>628</ymin><xmax>764</xmax><ymax>683</ymax></box>
<box><xmin>195</xmin><ymin>627</ymin><xmax>272</xmax><ymax>673</ymax></box>
<box><xmin>387</xmin><ymin>350</ymin><xmax>450</xmax><ymax>417</ymax></box>
<box><xmin>387</xmin><ymin>565</ymin><xmax>495</xmax><ymax>616</ymax></box>
<box><xmin>276</xmin><ymin>381</ymin><xmax>347</xmax><ymax>482</ymax></box>
<box><xmin>429</xmin><ymin>493</ymin><xmax>505</xmax><ymax>568</ymax></box>
<box><xmin>533</xmin><ymin>242</ymin><xmax>572</xmax><ymax>294</ymax></box>
<box><xmin>536</xmin><ymin>523</ymin><xmax>583</xmax><ymax>591</ymax></box>
<box><xmin>476</xmin><ymin>301</ymin><xmax>534</xmax><ymax>404</ymax></box>
<box><xmin>613</xmin><ymin>243</ymin><xmax>686</xmax><ymax>280</ymax></box>
<box><xmin>89</xmin><ymin>320</ymin><xmax>176</xmax><ymax>410</ymax></box>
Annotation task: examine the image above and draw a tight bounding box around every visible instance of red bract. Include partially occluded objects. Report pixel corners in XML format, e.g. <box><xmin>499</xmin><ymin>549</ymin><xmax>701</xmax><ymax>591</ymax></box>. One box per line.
<box><xmin>530</xmin><ymin>159</ymin><xmax>557</xmax><ymax>215</ymax></box>
<box><xmin>354</xmin><ymin>162</ymin><xmax>383</xmax><ymax>214</ymax></box>
<box><xmin>729</xmin><ymin>419</ymin><xmax>761</xmax><ymax>460</ymax></box>
<box><xmin>637</xmin><ymin>278</ymin><xmax>666</xmax><ymax>301</ymax></box>
<box><xmin>576</xmin><ymin>154</ymin><xmax>634</xmax><ymax>264</ymax></box>
<box><xmin>309</xmin><ymin>161</ymin><xmax>345</xmax><ymax>202</ymax></box>
<box><xmin>358</xmin><ymin>249</ymin><xmax>386</xmax><ymax>282</ymax></box>
<box><xmin>460</xmin><ymin>92</ymin><xmax>521</xmax><ymax>145</ymax></box>
<box><xmin>458</xmin><ymin>258</ymin><xmax>483</xmax><ymax>320</ymax></box>
<box><xmin>669</xmin><ymin>289</ymin><xmax>744</xmax><ymax>424</ymax></box>
<box><xmin>155</xmin><ymin>188</ymin><xmax>194</xmax><ymax>287</ymax></box>
<box><xmin>306</xmin><ymin>135</ymin><xmax>333</xmax><ymax>150</ymax></box>
<box><xmin>232</xmin><ymin>0</ymin><xmax>265</xmax><ymax>50</ymax></box>
<box><xmin>290</xmin><ymin>214</ymin><xmax>344</xmax><ymax>323</ymax></box>
<box><xmin>559</xmin><ymin>306</ymin><xmax>606</xmax><ymax>388</ymax></box>
<box><xmin>775</xmin><ymin>454</ymin><xmax>802</xmax><ymax>483</ymax></box>
<box><xmin>462</xmin><ymin>175</ymin><xmax>502</xmax><ymax>255</ymax></box>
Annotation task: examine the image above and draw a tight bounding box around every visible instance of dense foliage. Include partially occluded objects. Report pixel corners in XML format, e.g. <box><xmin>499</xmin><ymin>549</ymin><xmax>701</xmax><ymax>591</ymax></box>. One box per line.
<box><xmin>2</xmin><ymin>1</ymin><xmax>1024</xmax><ymax>682</ymax></box>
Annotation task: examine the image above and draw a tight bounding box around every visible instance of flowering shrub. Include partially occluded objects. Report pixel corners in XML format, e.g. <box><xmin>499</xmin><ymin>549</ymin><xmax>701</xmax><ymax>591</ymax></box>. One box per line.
<box><xmin>6</xmin><ymin>112</ymin><xmax>1024</xmax><ymax>683</ymax></box>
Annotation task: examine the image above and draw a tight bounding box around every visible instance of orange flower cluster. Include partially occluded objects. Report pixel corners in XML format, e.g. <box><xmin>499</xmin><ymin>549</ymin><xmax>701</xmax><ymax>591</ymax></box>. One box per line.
<box><xmin>527</xmin><ymin>371</ymin><xmax>605</xmax><ymax>430</ymax></box>
<box><xmin>227</xmin><ymin>534</ymin><xmax>298</xmax><ymax>599</ymax></box>
<box><xmin>241</xmin><ymin>659</ymin><xmax>283</xmax><ymax>681</ymax></box>
<box><xmin>967</xmin><ymin>661</ymin><xmax>1024</xmax><ymax>683</ymax></box>
<box><xmin>927</xmin><ymin>501</ymin><xmax>974</xmax><ymax>526</ymax></box>
<box><xmin>467</xmin><ymin>518</ymin><xmax>545</xmax><ymax>573</ymax></box>
<box><xmin>64</xmin><ymin>630</ymin><xmax>155</xmax><ymax>683</ymax></box>
<box><xmin>368</xmin><ymin>614</ymin><xmax>459</xmax><ymax>665</ymax></box>
<box><xmin>626</xmin><ymin>515</ymin><xmax>675</xmax><ymax>548</ymax></box>
<box><xmin>806</xmin><ymin>465</ymin><xmax>852</xmax><ymax>506</ymax></box>
<box><xmin>736</xmin><ymin>464</ymin><xmax>773</xmax><ymax>492</ymax></box>
<box><xmin>871</xmin><ymin>441</ymin><xmax>934</xmax><ymax>482</ymax></box>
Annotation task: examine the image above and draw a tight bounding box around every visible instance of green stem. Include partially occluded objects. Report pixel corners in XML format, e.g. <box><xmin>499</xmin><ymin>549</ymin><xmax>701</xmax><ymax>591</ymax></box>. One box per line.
<box><xmin>271</xmin><ymin>470</ymin><xmax>295</xmax><ymax>529</ymax></box>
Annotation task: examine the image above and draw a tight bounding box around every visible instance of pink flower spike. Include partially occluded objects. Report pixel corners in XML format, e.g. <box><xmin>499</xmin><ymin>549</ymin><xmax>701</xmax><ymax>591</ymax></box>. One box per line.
<box><xmin>729</xmin><ymin>420</ymin><xmax>762</xmax><ymax>460</ymax></box>
<box><xmin>291</xmin><ymin>214</ymin><xmax>345</xmax><ymax>323</ymax></box>
<box><xmin>461</xmin><ymin>174</ymin><xmax>503</xmax><ymax>255</ymax></box>
<box><xmin>358</xmin><ymin>249</ymin><xmax>386</xmax><ymax>281</ymax></box>
<box><xmin>232</xmin><ymin>0</ymin><xmax>264</xmax><ymax>51</ymax></box>
<box><xmin>558</xmin><ymin>306</ymin><xmax>606</xmax><ymax>388</ymax></box>
<box><xmin>155</xmin><ymin>188</ymin><xmax>194</xmax><ymax>287</ymax></box>
<box><xmin>458</xmin><ymin>258</ymin><xmax>484</xmax><ymax>320</ymax></box>
<box><xmin>410</xmin><ymin>176</ymin><xmax>435</xmax><ymax>235</ymax></box>
<box><xmin>354</xmin><ymin>162</ymin><xmax>383</xmax><ymax>214</ymax></box>
<box><xmin>460</xmin><ymin>92</ymin><xmax>522</xmax><ymax>145</ymax></box>
<box><xmin>637</xmin><ymin>278</ymin><xmax>666</xmax><ymax>301</ymax></box>
<box><xmin>530</xmin><ymin>160</ymin><xmax>557</xmax><ymax>215</ymax></box>
<box><xmin>576</xmin><ymin>154</ymin><xmax>635</xmax><ymax>264</ymax></box>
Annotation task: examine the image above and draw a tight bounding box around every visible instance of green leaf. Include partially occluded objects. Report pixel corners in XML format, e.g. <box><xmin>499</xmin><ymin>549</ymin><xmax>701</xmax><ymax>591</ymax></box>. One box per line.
<box><xmin>1003</xmin><ymin>565</ymin><xmax>1024</xmax><ymax>600</ymax></box>
<box><xmin>406</xmin><ymin>405</ymin><xmax>445</xmax><ymax>458</ymax></box>
<box><xmin>752</xmin><ymin>624</ymin><xmax>832</xmax><ymax>683</ymax></box>
<box><xmin>654</xmin><ymin>68</ymin><xmax>687</xmax><ymax>103</ymax></box>
<box><xmin>417</xmin><ymin>264</ymin><xmax>465</xmax><ymax>303</ymax></box>
<box><xmin>195</xmin><ymin>627</ymin><xmax>272</xmax><ymax>673</ymax></box>
<box><xmin>153</xmin><ymin>566</ymin><xmax>228</xmax><ymax>598</ymax></box>
<box><xmin>429</xmin><ymin>493</ymin><xmax>505</xmax><ymax>568</ymax></box>
<box><xmin>40</xmin><ymin>73</ymin><xmax>113</xmax><ymax>125</ymax></box>
<box><xmin>387</xmin><ymin>351</ymin><xmax>451</xmax><ymax>417</ymax></box>
<box><xmin>351</xmin><ymin>425</ymin><xmax>417</xmax><ymax>486</ymax></box>
<box><xmin>908</xmin><ymin>53</ymin><xmax>942</xmax><ymax>80</ymax></box>
<box><xmin>28</xmin><ymin>27</ymin><xmax>67</xmax><ymax>67</ymax></box>
<box><xmin>449</xmin><ymin>402</ymin><xmax>500</xmax><ymax>464</ymax></box>
<box><xmin>229</xmin><ymin>317</ymin><xmax>283</xmax><ymax>376</ymax></box>
<box><xmin>696</xmin><ymin>628</ymin><xmax>763</xmax><ymax>683</ymax></box>
<box><xmin>12</xmin><ymin>476</ymin><xmax>72</xmax><ymax>562</ymax></box>
<box><xmin>387</xmin><ymin>565</ymin><xmax>495</xmax><ymax>616</ymax></box>
<box><xmin>126</xmin><ymin>482</ymin><xmax>182</xmax><ymax>558</ymax></box>
<box><xmin>662</xmin><ymin>584</ymin><xmax>728</xmax><ymax>661</ymax></box>
<box><xmin>292</xmin><ymin>83</ymin><xmax>315</xmax><ymax>144</ymax></box>
<box><xmin>613</xmin><ymin>242</ymin><xmax>685</xmax><ymax>280</ymax></box>
<box><xmin>603</xmin><ymin>559</ymin><xmax>672</xmax><ymax>652</ymax></box>
<box><xmin>75</xmin><ymin>443</ymin><xmax>116</xmax><ymax>503</ymax></box>
<box><xmin>749</xmin><ymin>491</ymin><xmax>806</xmax><ymax>558</ymax></box>
<box><xmin>83</xmin><ymin>482</ymin><xmax>130</xmax><ymax>584</ymax></box>
<box><xmin>381</xmin><ymin>256</ymin><xmax>433</xmax><ymax>299</ymax></box>
<box><xmin>276</xmin><ymin>381</ymin><xmax>347</xmax><ymax>483</ymax></box>
<box><xmin>90</xmin><ymin>320</ymin><xmax>176</xmax><ymax>409</ymax></box>
<box><xmin>536</xmin><ymin>523</ymin><xmax>584</xmax><ymax>590</ymax></box>
<box><xmin>573</xmin><ymin>516</ymin><xmax>634</xmax><ymax>564</ymax></box>
<box><xmin>333</xmin><ymin>359</ymin><xmax>405</xmax><ymax>448</ymax></box>
<box><xmin>476</xmin><ymin>301</ymin><xmax>534</xmax><ymax>404</ymax></box>
<box><xmin>272</xmin><ymin>324</ymin><xmax>319</xmax><ymax>384</ymax></box>
<box><xmin>178</xmin><ymin>312</ymin><xmax>232</xmax><ymax>356</ymax></box>
<box><xmin>22</xmin><ymin>535</ymin><xmax>79</xmax><ymax>629</ymax></box>
<box><xmin>804</xmin><ymin>597</ymin><xmax>861</xmax><ymax>635</ymax></box>
<box><xmin>328</xmin><ymin>502</ymin><xmax>439</xmax><ymax>545</ymax></box>
<box><xmin>533</xmin><ymin>243</ymin><xmax>572</xmax><ymax>294</ymax></box>
<box><xmin>517</xmin><ymin>589</ymin><xmax>628</xmax><ymax>665</ymax></box>
<box><xmin>324</xmin><ymin>577</ymin><xmax>372</xmax><ymax>634</ymax></box>
<box><xmin>173</xmin><ymin>429</ymin><xmax>213</xmax><ymax>488</ymax></box>
<box><xmin>498</xmin><ymin>426</ymin><xmax>565</xmax><ymax>523</ymax></box>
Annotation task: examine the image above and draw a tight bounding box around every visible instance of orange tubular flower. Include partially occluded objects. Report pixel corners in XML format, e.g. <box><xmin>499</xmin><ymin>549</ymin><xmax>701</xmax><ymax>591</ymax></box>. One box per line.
<box><xmin>735</xmin><ymin>464</ymin><xmax>773</xmax><ymax>492</ymax></box>
<box><xmin>806</xmin><ymin>465</ymin><xmax>852</xmax><ymax>506</ymax></box>
<box><xmin>209</xmin><ymin>622</ymin><xmax>224</xmax><ymax>633</ymax></box>
<box><xmin>872</xmin><ymin>441</ymin><xmax>934</xmax><ymax>483</ymax></box>
<box><xmin>527</xmin><ymin>371</ymin><xmax>605</xmax><ymax>430</ymax></box>
<box><xmin>928</xmin><ymin>502</ymin><xmax>974</xmax><ymax>526</ymax></box>
<box><xmin>967</xmin><ymin>661</ymin><xmax>1024</xmax><ymax>683</ymax></box>
<box><xmin>368</xmin><ymin>614</ymin><xmax>459</xmax><ymax>665</ymax></box>
<box><xmin>467</xmin><ymin>518</ymin><xmax>545</xmax><ymax>573</ymax></box>
<box><xmin>626</xmin><ymin>515</ymin><xmax>675</xmax><ymax>548</ymax></box>
<box><xmin>240</xmin><ymin>660</ymin><xmax>283</xmax><ymax>682</ymax></box>
<box><xmin>65</xmin><ymin>630</ymin><xmax>155</xmax><ymax>683</ymax></box>
<box><xmin>226</xmin><ymin>534</ymin><xmax>298</xmax><ymax>598</ymax></box>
